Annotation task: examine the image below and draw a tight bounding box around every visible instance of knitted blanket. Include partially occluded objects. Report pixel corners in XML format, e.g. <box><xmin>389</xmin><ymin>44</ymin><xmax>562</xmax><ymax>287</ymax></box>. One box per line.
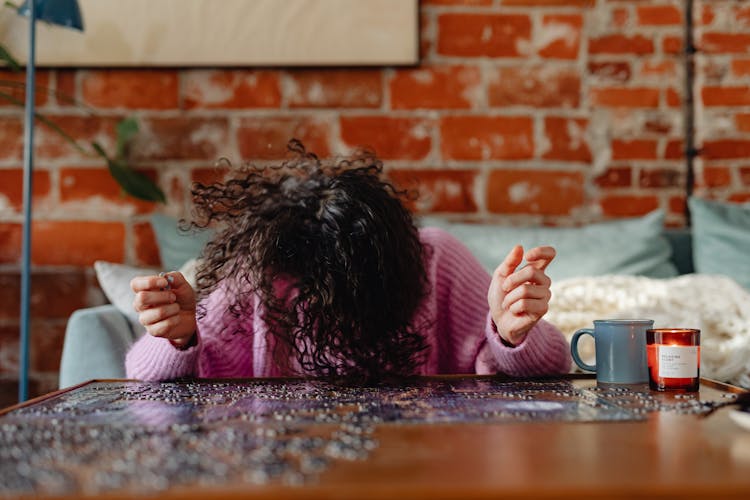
<box><xmin>546</xmin><ymin>274</ymin><xmax>750</xmax><ymax>389</ymax></box>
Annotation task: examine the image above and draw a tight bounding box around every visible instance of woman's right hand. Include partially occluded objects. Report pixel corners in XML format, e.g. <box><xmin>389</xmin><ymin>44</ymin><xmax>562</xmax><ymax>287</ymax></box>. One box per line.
<box><xmin>131</xmin><ymin>272</ymin><xmax>197</xmax><ymax>348</ymax></box>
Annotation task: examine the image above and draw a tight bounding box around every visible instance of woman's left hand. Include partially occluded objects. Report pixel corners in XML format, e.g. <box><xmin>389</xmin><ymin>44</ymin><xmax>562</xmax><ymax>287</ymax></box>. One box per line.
<box><xmin>487</xmin><ymin>245</ymin><xmax>556</xmax><ymax>346</ymax></box>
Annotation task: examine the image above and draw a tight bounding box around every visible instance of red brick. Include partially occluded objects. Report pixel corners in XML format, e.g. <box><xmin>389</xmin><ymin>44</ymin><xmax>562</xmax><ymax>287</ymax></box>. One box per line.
<box><xmin>700</xmin><ymin>33</ymin><xmax>750</xmax><ymax>54</ymax></box>
<box><xmin>341</xmin><ymin>116</ymin><xmax>432</xmax><ymax>160</ymax></box>
<box><xmin>32</xmin><ymin>221</ymin><xmax>125</xmax><ymax>265</ymax></box>
<box><xmin>612</xmin><ymin>139</ymin><xmax>659</xmax><ymax>160</ymax></box>
<box><xmin>669</xmin><ymin>195</ymin><xmax>686</xmax><ymax>218</ymax></box>
<box><xmin>0</xmin><ymin>70</ymin><xmax>50</xmax><ymax>107</ymax></box>
<box><xmin>728</xmin><ymin>193</ymin><xmax>750</xmax><ymax>203</ymax></box>
<box><xmin>665</xmin><ymin>139</ymin><xmax>684</xmax><ymax>159</ymax></box>
<box><xmin>612</xmin><ymin>8</ymin><xmax>629</xmax><ymax>28</ymax></box>
<box><xmin>0</xmin><ymin>169</ymin><xmax>51</xmax><ymax>212</ymax></box>
<box><xmin>594</xmin><ymin>167</ymin><xmax>632</xmax><ymax>188</ymax></box>
<box><xmin>390</xmin><ymin>65</ymin><xmax>481</xmax><ymax>110</ymax></box>
<box><xmin>183</xmin><ymin>70</ymin><xmax>281</xmax><ymax>109</ymax></box>
<box><xmin>59</xmin><ymin>167</ymin><xmax>158</xmax><ymax>214</ymax></box>
<box><xmin>286</xmin><ymin>70</ymin><xmax>381</xmax><ymax>108</ymax></box>
<box><xmin>32</xmin><ymin>323</ymin><xmax>66</xmax><ymax>372</ymax></box>
<box><xmin>588</xmin><ymin>62</ymin><xmax>631</xmax><ymax>83</ymax></box>
<box><xmin>665</xmin><ymin>88</ymin><xmax>681</xmax><ymax>107</ymax></box>
<box><xmin>740</xmin><ymin>166</ymin><xmax>750</xmax><ymax>186</ymax></box>
<box><xmin>441</xmin><ymin>116</ymin><xmax>533</xmax><ymax>160</ymax></box>
<box><xmin>0</xmin><ymin>325</ymin><xmax>19</xmax><ymax>375</ymax></box>
<box><xmin>542</xmin><ymin>117</ymin><xmax>591</xmax><ymax>162</ymax></box>
<box><xmin>738</xmin><ymin>5</ymin><xmax>750</xmax><ymax>27</ymax></box>
<box><xmin>700</xmin><ymin>4</ymin><xmax>715</xmax><ymax>26</ymax></box>
<box><xmin>701</xmin><ymin>166</ymin><xmax>732</xmax><ymax>188</ymax></box>
<box><xmin>487</xmin><ymin>169</ymin><xmax>584</xmax><ymax>215</ymax></box>
<box><xmin>589</xmin><ymin>34</ymin><xmax>654</xmax><ymax>55</ymax></box>
<box><xmin>701</xmin><ymin>140</ymin><xmax>750</xmax><ymax>160</ymax></box>
<box><xmin>238</xmin><ymin>116</ymin><xmax>332</xmax><ymax>160</ymax></box>
<box><xmin>387</xmin><ymin>169</ymin><xmax>478</xmax><ymax>213</ymax></box>
<box><xmin>636</xmin><ymin>5</ymin><xmax>682</xmax><ymax>26</ymax></box>
<box><xmin>423</xmin><ymin>0</ymin><xmax>492</xmax><ymax>4</ymax></box>
<box><xmin>81</xmin><ymin>70</ymin><xmax>179</xmax><ymax>109</ymax></box>
<box><xmin>639</xmin><ymin>60</ymin><xmax>678</xmax><ymax>78</ymax></box>
<box><xmin>0</xmin><ymin>117</ymin><xmax>23</xmax><ymax>161</ymax></box>
<box><xmin>731</xmin><ymin>59</ymin><xmax>750</xmax><ymax>77</ymax></box>
<box><xmin>600</xmin><ymin>195</ymin><xmax>659</xmax><ymax>217</ymax></box>
<box><xmin>590</xmin><ymin>88</ymin><xmax>660</xmax><ymax>108</ymax></box>
<box><xmin>702</xmin><ymin>87</ymin><xmax>750</xmax><ymax>106</ymax></box>
<box><xmin>501</xmin><ymin>0</ymin><xmax>594</xmax><ymax>5</ymax></box>
<box><xmin>134</xmin><ymin>221</ymin><xmax>160</xmax><ymax>267</ymax></box>
<box><xmin>0</xmin><ymin>270</ymin><xmax>90</xmax><ymax>320</ymax></box>
<box><xmin>191</xmin><ymin>167</ymin><xmax>231</xmax><ymax>187</ymax></box>
<box><xmin>737</xmin><ymin>114</ymin><xmax>750</xmax><ymax>132</ymax></box>
<box><xmin>488</xmin><ymin>66</ymin><xmax>580</xmax><ymax>108</ymax></box>
<box><xmin>131</xmin><ymin>118</ymin><xmax>229</xmax><ymax>161</ymax></box>
<box><xmin>34</xmin><ymin>270</ymin><xmax>91</xmax><ymax>316</ymax></box>
<box><xmin>539</xmin><ymin>14</ymin><xmax>582</xmax><ymax>60</ymax></box>
<box><xmin>662</xmin><ymin>36</ymin><xmax>683</xmax><ymax>55</ymax></box>
<box><xmin>0</xmin><ymin>223</ymin><xmax>21</xmax><ymax>264</ymax></box>
<box><xmin>437</xmin><ymin>13</ymin><xmax>531</xmax><ymax>57</ymax></box>
<box><xmin>55</xmin><ymin>70</ymin><xmax>77</xmax><ymax>106</ymax></box>
<box><xmin>639</xmin><ymin>168</ymin><xmax>683</xmax><ymax>188</ymax></box>
<box><xmin>36</xmin><ymin>115</ymin><xmax>119</xmax><ymax>160</ymax></box>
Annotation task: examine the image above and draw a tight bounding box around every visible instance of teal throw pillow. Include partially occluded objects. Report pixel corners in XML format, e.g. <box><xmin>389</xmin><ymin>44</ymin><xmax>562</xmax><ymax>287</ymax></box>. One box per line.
<box><xmin>688</xmin><ymin>197</ymin><xmax>750</xmax><ymax>290</ymax></box>
<box><xmin>150</xmin><ymin>214</ymin><xmax>214</xmax><ymax>271</ymax></box>
<box><xmin>420</xmin><ymin>210</ymin><xmax>678</xmax><ymax>282</ymax></box>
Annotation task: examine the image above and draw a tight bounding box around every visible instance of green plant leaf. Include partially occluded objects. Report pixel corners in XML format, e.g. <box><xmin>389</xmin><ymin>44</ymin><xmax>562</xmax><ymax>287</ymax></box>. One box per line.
<box><xmin>92</xmin><ymin>142</ymin><xmax>166</xmax><ymax>203</ymax></box>
<box><xmin>115</xmin><ymin>117</ymin><xmax>139</xmax><ymax>159</ymax></box>
<box><xmin>93</xmin><ymin>142</ymin><xmax>166</xmax><ymax>203</ymax></box>
<box><xmin>0</xmin><ymin>43</ymin><xmax>21</xmax><ymax>72</ymax></box>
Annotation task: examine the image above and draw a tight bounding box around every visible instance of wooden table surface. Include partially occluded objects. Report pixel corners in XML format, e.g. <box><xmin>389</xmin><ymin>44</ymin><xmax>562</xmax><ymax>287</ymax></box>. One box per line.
<box><xmin>3</xmin><ymin>377</ymin><xmax>750</xmax><ymax>500</ymax></box>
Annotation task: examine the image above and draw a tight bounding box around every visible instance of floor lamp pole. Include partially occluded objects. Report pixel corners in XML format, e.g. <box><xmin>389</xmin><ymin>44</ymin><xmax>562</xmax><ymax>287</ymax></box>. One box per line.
<box><xmin>19</xmin><ymin>0</ymin><xmax>37</xmax><ymax>403</ymax></box>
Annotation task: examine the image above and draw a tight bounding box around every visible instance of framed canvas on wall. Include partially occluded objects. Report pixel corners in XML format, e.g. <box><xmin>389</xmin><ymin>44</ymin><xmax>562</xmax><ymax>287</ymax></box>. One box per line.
<box><xmin>0</xmin><ymin>0</ymin><xmax>419</xmax><ymax>66</ymax></box>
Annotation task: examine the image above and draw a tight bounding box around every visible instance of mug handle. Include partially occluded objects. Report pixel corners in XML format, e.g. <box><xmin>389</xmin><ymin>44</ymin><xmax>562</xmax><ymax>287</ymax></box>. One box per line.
<box><xmin>571</xmin><ymin>328</ymin><xmax>596</xmax><ymax>372</ymax></box>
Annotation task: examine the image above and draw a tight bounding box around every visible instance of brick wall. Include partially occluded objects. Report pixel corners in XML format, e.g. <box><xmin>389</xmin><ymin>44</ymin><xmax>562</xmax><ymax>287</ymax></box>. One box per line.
<box><xmin>0</xmin><ymin>0</ymin><xmax>748</xmax><ymax>405</ymax></box>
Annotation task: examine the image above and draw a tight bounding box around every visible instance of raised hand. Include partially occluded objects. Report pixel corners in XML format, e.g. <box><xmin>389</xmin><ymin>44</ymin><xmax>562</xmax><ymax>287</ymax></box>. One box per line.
<box><xmin>131</xmin><ymin>272</ymin><xmax>197</xmax><ymax>348</ymax></box>
<box><xmin>487</xmin><ymin>245</ymin><xmax>555</xmax><ymax>346</ymax></box>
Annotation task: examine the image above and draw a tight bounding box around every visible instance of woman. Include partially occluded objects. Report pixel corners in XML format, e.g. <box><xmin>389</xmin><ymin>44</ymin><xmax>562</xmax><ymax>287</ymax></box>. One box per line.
<box><xmin>126</xmin><ymin>140</ymin><xmax>570</xmax><ymax>381</ymax></box>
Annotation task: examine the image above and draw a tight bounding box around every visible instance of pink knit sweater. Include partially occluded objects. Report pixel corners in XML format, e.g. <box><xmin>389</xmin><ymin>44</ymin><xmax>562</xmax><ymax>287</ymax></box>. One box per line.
<box><xmin>125</xmin><ymin>227</ymin><xmax>571</xmax><ymax>380</ymax></box>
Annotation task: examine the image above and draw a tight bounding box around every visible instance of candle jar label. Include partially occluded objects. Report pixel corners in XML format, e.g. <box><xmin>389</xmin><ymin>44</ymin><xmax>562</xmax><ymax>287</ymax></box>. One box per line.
<box><xmin>657</xmin><ymin>345</ymin><xmax>698</xmax><ymax>378</ymax></box>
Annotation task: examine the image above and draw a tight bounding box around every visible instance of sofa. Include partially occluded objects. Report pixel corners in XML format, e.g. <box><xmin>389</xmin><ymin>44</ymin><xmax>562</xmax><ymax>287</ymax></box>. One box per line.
<box><xmin>59</xmin><ymin>197</ymin><xmax>750</xmax><ymax>389</ymax></box>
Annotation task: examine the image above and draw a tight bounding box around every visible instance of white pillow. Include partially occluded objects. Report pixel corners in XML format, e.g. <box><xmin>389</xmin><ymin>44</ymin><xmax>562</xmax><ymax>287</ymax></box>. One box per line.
<box><xmin>94</xmin><ymin>259</ymin><xmax>199</xmax><ymax>332</ymax></box>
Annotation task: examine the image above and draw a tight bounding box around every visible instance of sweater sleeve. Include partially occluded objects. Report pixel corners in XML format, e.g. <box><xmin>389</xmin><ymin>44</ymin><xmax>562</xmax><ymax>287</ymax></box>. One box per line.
<box><xmin>125</xmin><ymin>332</ymin><xmax>201</xmax><ymax>381</ymax></box>
<box><xmin>475</xmin><ymin>315</ymin><xmax>571</xmax><ymax>376</ymax></box>
<box><xmin>125</xmin><ymin>283</ymin><xmax>256</xmax><ymax>381</ymax></box>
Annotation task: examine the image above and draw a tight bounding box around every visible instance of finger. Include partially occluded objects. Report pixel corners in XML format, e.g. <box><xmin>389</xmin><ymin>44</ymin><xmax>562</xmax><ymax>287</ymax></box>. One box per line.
<box><xmin>503</xmin><ymin>266</ymin><xmax>551</xmax><ymax>291</ymax></box>
<box><xmin>524</xmin><ymin>246</ymin><xmax>556</xmax><ymax>271</ymax></box>
<box><xmin>493</xmin><ymin>245</ymin><xmax>524</xmax><ymax>280</ymax></box>
<box><xmin>139</xmin><ymin>303</ymin><xmax>181</xmax><ymax>326</ymax></box>
<box><xmin>501</xmin><ymin>283</ymin><xmax>551</xmax><ymax>310</ymax></box>
<box><xmin>508</xmin><ymin>298</ymin><xmax>549</xmax><ymax>317</ymax></box>
<box><xmin>146</xmin><ymin>315</ymin><xmax>185</xmax><ymax>339</ymax></box>
<box><xmin>133</xmin><ymin>290</ymin><xmax>176</xmax><ymax>312</ymax></box>
<box><xmin>131</xmin><ymin>275</ymin><xmax>171</xmax><ymax>293</ymax></box>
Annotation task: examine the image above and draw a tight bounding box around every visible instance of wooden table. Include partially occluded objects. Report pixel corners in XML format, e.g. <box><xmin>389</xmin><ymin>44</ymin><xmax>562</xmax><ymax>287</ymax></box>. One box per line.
<box><xmin>2</xmin><ymin>376</ymin><xmax>749</xmax><ymax>500</ymax></box>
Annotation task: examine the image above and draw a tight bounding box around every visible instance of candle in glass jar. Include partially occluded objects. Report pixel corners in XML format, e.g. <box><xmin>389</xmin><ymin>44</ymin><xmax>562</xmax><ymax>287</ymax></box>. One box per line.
<box><xmin>646</xmin><ymin>328</ymin><xmax>700</xmax><ymax>391</ymax></box>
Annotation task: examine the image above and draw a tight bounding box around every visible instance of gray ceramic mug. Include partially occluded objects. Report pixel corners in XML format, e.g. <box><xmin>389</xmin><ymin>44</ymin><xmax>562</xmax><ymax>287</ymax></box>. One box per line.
<box><xmin>570</xmin><ymin>319</ymin><xmax>654</xmax><ymax>384</ymax></box>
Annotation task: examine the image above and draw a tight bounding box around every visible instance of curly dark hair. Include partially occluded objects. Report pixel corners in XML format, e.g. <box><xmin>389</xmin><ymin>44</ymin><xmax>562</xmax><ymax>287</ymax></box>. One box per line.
<box><xmin>188</xmin><ymin>139</ymin><xmax>432</xmax><ymax>380</ymax></box>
